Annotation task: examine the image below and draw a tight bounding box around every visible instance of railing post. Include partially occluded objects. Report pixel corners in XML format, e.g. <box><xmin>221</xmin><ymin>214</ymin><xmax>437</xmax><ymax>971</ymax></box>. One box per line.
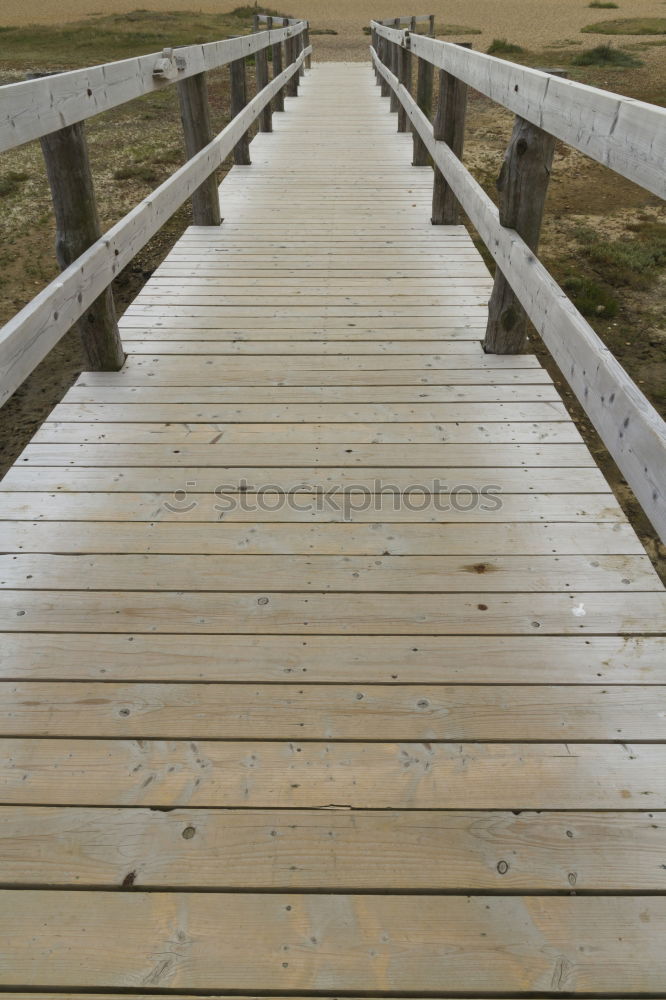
<box><xmin>389</xmin><ymin>20</ymin><xmax>400</xmax><ymax>112</ymax></box>
<box><xmin>286</xmin><ymin>32</ymin><xmax>298</xmax><ymax>97</ymax></box>
<box><xmin>230</xmin><ymin>56</ymin><xmax>251</xmax><ymax>165</ymax></box>
<box><xmin>431</xmin><ymin>43</ymin><xmax>471</xmax><ymax>225</ymax></box>
<box><xmin>379</xmin><ymin>34</ymin><xmax>390</xmax><ymax>97</ymax></box>
<box><xmin>177</xmin><ymin>73</ymin><xmax>222</xmax><ymax>226</ymax></box>
<box><xmin>397</xmin><ymin>32</ymin><xmax>412</xmax><ymax>132</ymax></box>
<box><xmin>271</xmin><ymin>19</ymin><xmax>285</xmax><ymax>112</ymax></box>
<box><xmin>255</xmin><ymin>38</ymin><xmax>272</xmax><ymax>132</ymax></box>
<box><xmin>31</xmin><ymin>74</ymin><xmax>124</xmax><ymax>371</ymax></box>
<box><xmin>298</xmin><ymin>27</ymin><xmax>305</xmax><ymax>79</ymax></box>
<box><xmin>304</xmin><ymin>22</ymin><xmax>312</xmax><ymax>70</ymax></box>
<box><xmin>413</xmin><ymin>15</ymin><xmax>435</xmax><ymax>166</ymax></box>
<box><xmin>483</xmin><ymin>116</ymin><xmax>557</xmax><ymax>354</ymax></box>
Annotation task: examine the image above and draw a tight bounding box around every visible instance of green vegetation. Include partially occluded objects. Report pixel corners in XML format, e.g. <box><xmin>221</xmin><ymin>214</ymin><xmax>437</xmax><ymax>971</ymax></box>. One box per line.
<box><xmin>576</xmin><ymin>222</ymin><xmax>666</xmax><ymax>289</ymax></box>
<box><xmin>588</xmin><ymin>2</ymin><xmax>619</xmax><ymax>8</ymax></box>
<box><xmin>0</xmin><ymin>171</ymin><xmax>29</xmax><ymax>197</ymax></box>
<box><xmin>113</xmin><ymin>164</ymin><xmax>159</xmax><ymax>182</ymax></box>
<box><xmin>437</xmin><ymin>23</ymin><xmax>482</xmax><ymax>35</ymax></box>
<box><xmin>310</xmin><ymin>28</ymin><xmax>338</xmax><ymax>35</ymax></box>
<box><xmin>572</xmin><ymin>43</ymin><xmax>643</xmax><ymax>66</ymax></box>
<box><xmin>562</xmin><ymin>276</ymin><xmax>618</xmax><ymax>318</ymax></box>
<box><xmin>582</xmin><ymin>17</ymin><xmax>666</xmax><ymax>34</ymax></box>
<box><xmin>0</xmin><ymin>7</ymin><xmax>290</xmax><ymax>70</ymax></box>
<box><xmin>487</xmin><ymin>38</ymin><xmax>525</xmax><ymax>55</ymax></box>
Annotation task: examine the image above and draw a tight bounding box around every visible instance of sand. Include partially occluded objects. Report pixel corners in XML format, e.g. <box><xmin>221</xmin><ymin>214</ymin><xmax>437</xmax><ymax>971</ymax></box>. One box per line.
<box><xmin>1</xmin><ymin>0</ymin><xmax>664</xmax><ymax>58</ymax></box>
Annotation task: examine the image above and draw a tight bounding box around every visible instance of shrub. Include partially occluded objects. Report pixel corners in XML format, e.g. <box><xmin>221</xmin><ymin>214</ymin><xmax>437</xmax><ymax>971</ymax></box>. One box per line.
<box><xmin>572</xmin><ymin>43</ymin><xmax>643</xmax><ymax>65</ymax></box>
<box><xmin>113</xmin><ymin>164</ymin><xmax>159</xmax><ymax>182</ymax></box>
<box><xmin>0</xmin><ymin>170</ymin><xmax>29</xmax><ymax>197</ymax></box>
<box><xmin>487</xmin><ymin>38</ymin><xmax>525</xmax><ymax>54</ymax></box>
<box><xmin>588</xmin><ymin>2</ymin><xmax>619</xmax><ymax>8</ymax></box>
<box><xmin>562</xmin><ymin>276</ymin><xmax>618</xmax><ymax>318</ymax></box>
<box><xmin>582</xmin><ymin>17</ymin><xmax>666</xmax><ymax>33</ymax></box>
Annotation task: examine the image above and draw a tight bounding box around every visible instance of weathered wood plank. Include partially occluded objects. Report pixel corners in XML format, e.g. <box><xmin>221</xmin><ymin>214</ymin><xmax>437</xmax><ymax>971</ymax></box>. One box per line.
<box><xmin>2</xmin><ymin>682</ymin><xmax>665</xmax><ymax>739</ymax></box>
<box><xmin>1</xmin><ymin>740</ymin><xmax>665</xmax><ymax>807</ymax></box>
<box><xmin>1</xmin><ymin>807</ymin><xmax>664</xmax><ymax>890</ymax></box>
<box><xmin>1</xmin><ymin>591</ymin><xmax>663</xmax><ymax>633</ymax></box>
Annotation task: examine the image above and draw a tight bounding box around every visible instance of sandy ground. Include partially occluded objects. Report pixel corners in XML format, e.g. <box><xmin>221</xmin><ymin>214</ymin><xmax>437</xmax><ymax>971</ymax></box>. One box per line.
<box><xmin>1</xmin><ymin>0</ymin><xmax>665</xmax><ymax>57</ymax></box>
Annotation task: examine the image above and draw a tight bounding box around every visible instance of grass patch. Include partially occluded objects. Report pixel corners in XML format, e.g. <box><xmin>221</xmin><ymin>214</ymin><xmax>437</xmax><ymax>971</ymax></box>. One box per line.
<box><xmin>0</xmin><ymin>170</ymin><xmax>29</xmax><ymax>197</ymax></box>
<box><xmin>588</xmin><ymin>1</ymin><xmax>619</xmax><ymax>8</ymax></box>
<box><xmin>562</xmin><ymin>276</ymin><xmax>618</xmax><ymax>318</ymax></box>
<box><xmin>487</xmin><ymin>38</ymin><xmax>525</xmax><ymax>54</ymax></box>
<box><xmin>113</xmin><ymin>164</ymin><xmax>159</xmax><ymax>183</ymax></box>
<box><xmin>310</xmin><ymin>28</ymin><xmax>338</xmax><ymax>35</ymax></box>
<box><xmin>572</xmin><ymin>43</ymin><xmax>643</xmax><ymax>65</ymax></box>
<box><xmin>576</xmin><ymin>222</ymin><xmax>666</xmax><ymax>290</ymax></box>
<box><xmin>582</xmin><ymin>17</ymin><xmax>666</xmax><ymax>34</ymax></box>
<box><xmin>437</xmin><ymin>23</ymin><xmax>482</xmax><ymax>35</ymax></box>
<box><xmin>0</xmin><ymin>7</ymin><xmax>291</xmax><ymax>70</ymax></box>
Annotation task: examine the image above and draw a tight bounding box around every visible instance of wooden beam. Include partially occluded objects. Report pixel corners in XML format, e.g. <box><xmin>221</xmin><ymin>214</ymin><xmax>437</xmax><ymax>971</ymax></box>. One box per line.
<box><xmin>176</xmin><ymin>72</ymin><xmax>222</xmax><ymax>226</ymax></box>
<box><xmin>397</xmin><ymin>35</ymin><xmax>412</xmax><ymax>132</ymax></box>
<box><xmin>255</xmin><ymin>44</ymin><xmax>272</xmax><ymax>133</ymax></box>
<box><xmin>412</xmin><ymin>17</ymin><xmax>434</xmax><ymax>166</ymax></box>
<box><xmin>376</xmin><ymin>24</ymin><xmax>666</xmax><ymax>199</ymax></box>
<box><xmin>373</xmin><ymin>49</ymin><xmax>666</xmax><ymax>542</ymax></box>
<box><xmin>271</xmin><ymin>19</ymin><xmax>285</xmax><ymax>113</ymax></box>
<box><xmin>0</xmin><ymin>49</ymin><xmax>306</xmax><ymax>407</ymax></box>
<box><xmin>1</xmin><ymin>25</ymin><xmax>304</xmax><ymax>153</ymax></box>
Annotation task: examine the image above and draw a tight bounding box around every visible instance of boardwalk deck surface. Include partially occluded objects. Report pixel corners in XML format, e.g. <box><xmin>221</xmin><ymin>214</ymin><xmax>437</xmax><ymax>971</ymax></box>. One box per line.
<box><xmin>1</xmin><ymin>62</ymin><xmax>666</xmax><ymax>995</ymax></box>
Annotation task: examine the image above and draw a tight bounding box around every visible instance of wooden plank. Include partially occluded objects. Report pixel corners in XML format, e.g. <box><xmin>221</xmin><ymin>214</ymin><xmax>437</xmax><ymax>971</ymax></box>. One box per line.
<box><xmin>0</xmin><ymin>465</ymin><xmax>610</xmax><ymax>493</ymax></box>
<box><xmin>1</xmin><ymin>807</ymin><xmax>664</xmax><ymax>890</ymax></box>
<box><xmin>0</xmin><ymin>493</ymin><xmax>623</xmax><ymax>523</ymax></box>
<box><xmin>75</xmin><ymin>369</ymin><xmax>553</xmax><ymax>386</ymax></box>
<box><xmin>2</xmin><ymin>682</ymin><xmax>665</xmax><ymax>739</ymax></box>
<box><xmin>0</xmin><ymin>24</ymin><xmax>305</xmax><ymax>153</ymax></box>
<box><xmin>13</xmin><ymin>442</ymin><xmax>594</xmax><ymax>467</ymax></box>
<box><xmin>1</xmin><ymin>739</ymin><xmax>665</xmax><ymax>807</ymax></box>
<box><xmin>374</xmin><ymin>52</ymin><xmax>666</xmax><ymax>543</ymax></box>
<box><xmin>61</xmin><ymin>384</ymin><xmax>562</xmax><ymax>403</ymax></box>
<box><xmin>1</xmin><ymin>591</ymin><xmax>663</xmax><ymax>633</ymax></box>
<box><xmin>0</xmin><ymin>553</ymin><xmax>655</xmax><ymax>593</ymax></box>
<box><xmin>2</xmin><ymin>890</ymin><xmax>665</xmax><ymax>992</ymax></box>
<box><xmin>32</xmin><ymin>421</ymin><xmax>583</xmax><ymax>444</ymax></box>
<box><xmin>1</xmin><ymin>634</ymin><xmax>662</xmax><ymax>683</ymax></box>
<box><xmin>47</xmin><ymin>401</ymin><xmax>572</xmax><ymax>422</ymax></box>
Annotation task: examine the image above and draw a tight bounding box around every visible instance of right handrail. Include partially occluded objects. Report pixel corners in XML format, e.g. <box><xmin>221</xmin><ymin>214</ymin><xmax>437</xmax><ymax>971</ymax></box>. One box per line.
<box><xmin>371</xmin><ymin>22</ymin><xmax>666</xmax><ymax>543</ymax></box>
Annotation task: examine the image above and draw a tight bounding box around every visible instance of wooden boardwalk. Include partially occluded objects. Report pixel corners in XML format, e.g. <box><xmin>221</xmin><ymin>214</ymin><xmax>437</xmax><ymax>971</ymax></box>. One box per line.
<box><xmin>1</xmin><ymin>61</ymin><xmax>666</xmax><ymax>995</ymax></box>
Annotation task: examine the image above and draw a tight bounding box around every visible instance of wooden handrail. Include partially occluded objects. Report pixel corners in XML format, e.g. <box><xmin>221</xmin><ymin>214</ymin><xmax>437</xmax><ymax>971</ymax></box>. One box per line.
<box><xmin>0</xmin><ymin>40</ymin><xmax>311</xmax><ymax>407</ymax></box>
<box><xmin>0</xmin><ymin>22</ymin><xmax>307</xmax><ymax>154</ymax></box>
<box><xmin>376</xmin><ymin>14</ymin><xmax>432</xmax><ymax>25</ymax></box>
<box><xmin>372</xmin><ymin>21</ymin><xmax>666</xmax><ymax>198</ymax></box>
<box><xmin>371</xmin><ymin>44</ymin><xmax>666</xmax><ymax>543</ymax></box>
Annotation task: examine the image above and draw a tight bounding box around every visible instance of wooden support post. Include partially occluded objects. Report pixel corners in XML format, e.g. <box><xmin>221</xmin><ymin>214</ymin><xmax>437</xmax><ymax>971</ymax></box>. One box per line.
<box><xmin>304</xmin><ymin>22</ymin><xmax>312</xmax><ymax>70</ymax></box>
<box><xmin>269</xmin><ymin>18</ymin><xmax>285</xmax><ymax>113</ymax></box>
<box><xmin>389</xmin><ymin>20</ymin><xmax>400</xmax><ymax>113</ymax></box>
<box><xmin>298</xmin><ymin>29</ymin><xmax>305</xmax><ymax>79</ymax></box>
<box><xmin>413</xmin><ymin>16</ymin><xmax>435</xmax><ymax>165</ymax></box>
<box><xmin>176</xmin><ymin>73</ymin><xmax>222</xmax><ymax>226</ymax></box>
<box><xmin>230</xmin><ymin>57</ymin><xmax>251</xmax><ymax>165</ymax></box>
<box><xmin>34</xmin><ymin>81</ymin><xmax>124</xmax><ymax>371</ymax></box>
<box><xmin>286</xmin><ymin>35</ymin><xmax>298</xmax><ymax>97</ymax></box>
<box><xmin>483</xmin><ymin>116</ymin><xmax>557</xmax><ymax>354</ymax></box>
<box><xmin>379</xmin><ymin>36</ymin><xmax>390</xmax><ymax>97</ymax></box>
<box><xmin>397</xmin><ymin>34</ymin><xmax>412</xmax><ymax>133</ymax></box>
<box><xmin>431</xmin><ymin>43</ymin><xmax>471</xmax><ymax>225</ymax></box>
<box><xmin>255</xmin><ymin>42</ymin><xmax>272</xmax><ymax>132</ymax></box>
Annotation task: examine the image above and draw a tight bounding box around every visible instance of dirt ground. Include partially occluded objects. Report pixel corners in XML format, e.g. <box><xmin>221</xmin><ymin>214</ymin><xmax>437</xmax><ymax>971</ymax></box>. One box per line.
<box><xmin>1</xmin><ymin>0</ymin><xmax>665</xmax><ymax>56</ymax></box>
<box><xmin>0</xmin><ymin>6</ymin><xmax>665</xmax><ymax>578</ymax></box>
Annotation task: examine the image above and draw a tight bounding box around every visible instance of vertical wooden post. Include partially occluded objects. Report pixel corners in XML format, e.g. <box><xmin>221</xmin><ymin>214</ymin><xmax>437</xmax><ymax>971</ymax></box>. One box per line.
<box><xmin>413</xmin><ymin>16</ymin><xmax>435</xmax><ymax>166</ymax></box>
<box><xmin>286</xmin><ymin>33</ymin><xmax>298</xmax><ymax>97</ymax></box>
<box><xmin>255</xmin><ymin>40</ymin><xmax>272</xmax><ymax>132</ymax></box>
<box><xmin>431</xmin><ymin>42</ymin><xmax>471</xmax><ymax>226</ymax></box>
<box><xmin>379</xmin><ymin>34</ymin><xmax>390</xmax><ymax>97</ymax></box>
<box><xmin>304</xmin><ymin>22</ymin><xmax>312</xmax><ymax>70</ymax></box>
<box><xmin>389</xmin><ymin>20</ymin><xmax>400</xmax><ymax>112</ymax></box>
<box><xmin>230</xmin><ymin>57</ymin><xmax>251</xmax><ymax>165</ymax></box>
<box><xmin>177</xmin><ymin>73</ymin><xmax>222</xmax><ymax>226</ymax></box>
<box><xmin>397</xmin><ymin>33</ymin><xmax>411</xmax><ymax>133</ymax></box>
<box><xmin>271</xmin><ymin>19</ymin><xmax>285</xmax><ymax>112</ymax></box>
<box><xmin>32</xmin><ymin>75</ymin><xmax>124</xmax><ymax>371</ymax></box>
<box><xmin>298</xmin><ymin>27</ymin><xmax>305</xmax><ymax>79</ymax></box>
<box><xmin>483</xmin><ymin>117</ymin><xmax>557</xmax><ymax>354</ymax></box>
